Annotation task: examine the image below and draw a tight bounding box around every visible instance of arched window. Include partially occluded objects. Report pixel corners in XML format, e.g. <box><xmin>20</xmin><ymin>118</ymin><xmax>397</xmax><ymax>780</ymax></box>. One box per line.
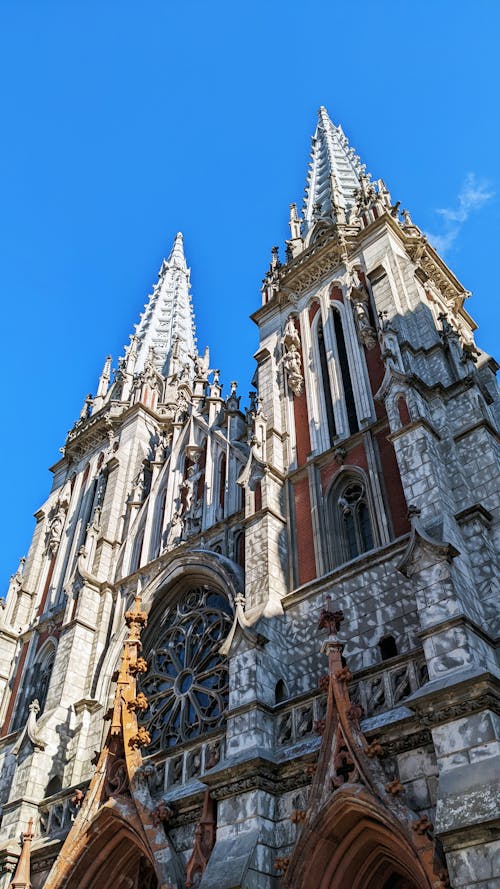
<box><xmin>139</xmin><ymin>586</ymin><xmax>233</xmax><ymax>754</ymax></box>
<box><xmin>234</xmin><ymin>530</ymin><xmax>245</xmax><ymax>568</ymax></box>
<box><xmin>330</xmin><ymin>474</ymin><xmax>375</xmax><ymax>566</ymax></box>
<box><xmin>317</xmin><ymin>317</ymin><xmax>336</xmax><ymax>445</ymax></box>
<box><xmin>275</xmin><ymin>679</ymin><xmax>288</xmax><ymax>703</ymax></box>
<box><xmin>379</xmin><ymin>635</ymin><xmax>398</xmax><ymax>660</ymax></box>
<box><xmin>218</xmin><ymin>453</ymin><xmax>226</xmax><ymax>514</ymax></box>
<box><xmin>35</xmin><ymin>647</ymin><xmax>56</xmax><ymax>712</ymax></box>
<box><xmin>332</xmin><ymin>309</ymin><xmax>358</xmax><ymax>436</ymax></box>
<box><xmin>312</xmin><ymin>306</ymin><xmax>360</xmax><ymax>451</ymax></box>
<box><xmin>130</xmin><ymin>526</ymin><xmax>145</xmax><ymax>573</ymax></box>
<box><xmin>12</xmin><ymin>643</ymin><xmax>56</xmax><ymax>731</ymax></box>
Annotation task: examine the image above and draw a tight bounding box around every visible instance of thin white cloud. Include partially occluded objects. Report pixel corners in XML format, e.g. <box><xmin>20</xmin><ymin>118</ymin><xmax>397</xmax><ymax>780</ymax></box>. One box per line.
<box><xmin>425</xmin><ymin>173</ymin><xmax>494</xmax><ymax>256</ymax></box>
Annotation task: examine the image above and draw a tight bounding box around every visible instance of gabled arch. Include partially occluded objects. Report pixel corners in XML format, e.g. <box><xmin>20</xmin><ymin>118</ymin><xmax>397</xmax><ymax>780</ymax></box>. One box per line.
<box><xmin>44</xmin><ymin>802</ymin><xmax>159</xmax><ymax>889</ymax></box>
<box><xmin>282</xmin><ymin>785</ymin><xmax>433</xmax><ymax>889</ymax></box>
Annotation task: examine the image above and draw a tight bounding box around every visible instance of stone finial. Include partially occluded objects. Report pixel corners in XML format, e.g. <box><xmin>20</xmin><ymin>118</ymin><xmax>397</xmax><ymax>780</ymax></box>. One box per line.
<box><xmin>288</xmin><ymin>203</ymin><xmax>302</xmax><ymax>240</ymax></box>
<box><xmin>10</xmin><ymin>818</ymin><xmax>34</xmax><ymax>889</ymax></box>
<box><xmin>185</xmin><ymin>791</ymin><xmax>216</xmax><ymax>888</ymax></box>
<box><xmin>12</xmin><ymin>700</ymin><xmax>46</xmax><ymax>756</ymax></box>
<box><xmin>318</xmin><ymin>596</ymin><xmax>344</xmax><ymax>636</ymax></box>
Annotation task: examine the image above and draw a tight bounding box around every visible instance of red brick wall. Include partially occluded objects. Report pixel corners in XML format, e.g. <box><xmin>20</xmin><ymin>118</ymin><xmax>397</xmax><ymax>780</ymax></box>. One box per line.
<box><xmin>37</xmin><ymin>555</ymin><xmax>56</xmax><ymax>617</ymax></box>
<box><xmin>320</xmin><ymin>442</ymin><xmax>368</xmax><ymax>494</ymax></box>
<box><xmin>397</xmin><ymin>396</ymin><xmax>412</xmax><ymax>426</ymax></box>
<box><xmin>293</xmin><ymin>477</ymin><xmax>316</xmax><ymax>585</ymax></box>
<box><xmin>330</xmin><ymin>285</ymin><xmax>343</xmax><ymax>302</ymax></box>
<box><xmin>376</xmin><ymin>429</ymin><xmax>409</xmax><ymax>536</ymax></box>
<box><xmin>292</xmin><ymin>318</ymin><xmax>311</xmax><ymax>466</ymax></box>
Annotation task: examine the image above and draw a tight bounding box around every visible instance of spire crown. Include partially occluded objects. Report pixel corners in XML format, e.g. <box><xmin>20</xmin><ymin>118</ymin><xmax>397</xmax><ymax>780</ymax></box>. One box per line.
<box><xmin>167</xmin><ymin>231</ymin><xmax>187</xmax><ymax>271</ymax></box>
<box><xmin>303</xmin><ymin>106</ymin><xmax>368</xmax><ymax>233</ymax></box>
<box><xmin>129</xmin><ymin>231</ymin><xmax>196</xmax><ymax>378</ymax></box>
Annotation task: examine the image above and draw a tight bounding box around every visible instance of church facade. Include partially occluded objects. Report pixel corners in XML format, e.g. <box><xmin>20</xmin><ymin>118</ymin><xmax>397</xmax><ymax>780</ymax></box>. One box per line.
<box><xmin>0</xmin><ymin>108</ymin><xmax>498</xmax><ymax>889</ymax></box>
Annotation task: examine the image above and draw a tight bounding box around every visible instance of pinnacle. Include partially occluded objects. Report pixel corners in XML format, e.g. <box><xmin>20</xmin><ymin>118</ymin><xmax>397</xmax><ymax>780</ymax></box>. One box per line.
<box><xmin>126</xmin><ymin>229</ymin><xmax>196</xmax><ymax>378</ymax></box>
<box><xmin>167</xmin><ymin>231</ymin><xmax>187</xmax><ymax>270</ymax></box>
<box><xmin>302</xmin><ymin>106</ymin><xmax>367</xmax><ymax>231</ymax></box>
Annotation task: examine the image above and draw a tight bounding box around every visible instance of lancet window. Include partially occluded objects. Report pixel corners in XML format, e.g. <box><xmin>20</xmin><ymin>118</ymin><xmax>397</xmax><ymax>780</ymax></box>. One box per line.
<box><xmin>139</xmin><ymin>586</ymin><xmax>232</xmax><ymax>754</ymax></box>
<box><xmin>12</xmin><ymin>643</ymin><xmax>56</xmax><ymax>731</ymax></box>
<box><xmin>329</xmin><ymin>473</ymin><xmax>375</xmax><ymax>567</ymax></box>
<box><xmin>332</xmin><ymin>308</ymin><xmax>358</xmax><ymax>436</ymax></box>
<box><xmin>313</xmin><ymin>306</ymin><xmax>360</xmax><ymax>451</ymax></box>
<box><xmin>317</xmin><ymin>317</ymin><xmax>336</xmax><ymax>445</ymax></box>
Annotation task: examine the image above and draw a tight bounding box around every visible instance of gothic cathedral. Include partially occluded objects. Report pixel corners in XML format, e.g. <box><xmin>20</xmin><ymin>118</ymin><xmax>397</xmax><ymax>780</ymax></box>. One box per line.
<box><xmin>1</xmin><ymin>108</ymin><xmax>499</xmax><ymax>889</ymax></box>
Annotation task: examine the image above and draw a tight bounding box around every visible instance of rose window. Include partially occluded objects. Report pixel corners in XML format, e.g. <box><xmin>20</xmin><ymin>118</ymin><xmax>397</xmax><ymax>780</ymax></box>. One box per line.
<box><xmin>139</xmin><ymin>587</ymin><xmax>232</xmax><ymax>753</ymax></box>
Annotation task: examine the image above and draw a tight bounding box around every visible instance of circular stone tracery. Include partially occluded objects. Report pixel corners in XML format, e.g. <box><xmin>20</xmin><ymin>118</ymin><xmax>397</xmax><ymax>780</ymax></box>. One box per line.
<box><xmin>139</xmin><ymin>586</ymin><xmax>232</xmax><ymax>753</ymax></box>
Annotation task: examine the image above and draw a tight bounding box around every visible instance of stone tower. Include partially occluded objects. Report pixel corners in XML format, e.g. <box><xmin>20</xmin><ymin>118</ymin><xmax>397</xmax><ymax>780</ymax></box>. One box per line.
<box><xmin>0</xmin><ymin>108</ymin><xmax>498</xmax><ymax>889</ymax></box>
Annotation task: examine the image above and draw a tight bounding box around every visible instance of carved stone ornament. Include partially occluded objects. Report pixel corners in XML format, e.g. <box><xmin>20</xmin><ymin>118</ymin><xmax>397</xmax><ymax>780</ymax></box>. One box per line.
<box><xmin>347</xmin><ymin>270</ymin><xmax>377</xmax><ymax>350</ymax></box>
<box><xmin>281</xmin><ymin>318</ymin><xmax>304</xmax><ymax>396</ymax></box>
<box><xmin>46</xmin><ymin>501</ymin><xmax>68</xmax><ymax>556</ymax></box>
<box><xmin>10</xmin><ymin>817</ymin><xmax>34</xmax><ymax>889</ymax></box>
<box><xmin>41</xmin><ymin>592</ymin><xmax>177</xmax><ymax>889</ymax></box>
<box><xmin>185</xmin><ymin>790</ymin><xmax>216</xmax><ymax>888</ymax></box>
<box><xmin>279</xmin><ymin>605</ymin><xmax>451</xmax><ymax>889</ymax></box>
<box><xmin>12</xmin><ymin>699</ymin><xmax>47</xmax><ymax>755</ymax></box>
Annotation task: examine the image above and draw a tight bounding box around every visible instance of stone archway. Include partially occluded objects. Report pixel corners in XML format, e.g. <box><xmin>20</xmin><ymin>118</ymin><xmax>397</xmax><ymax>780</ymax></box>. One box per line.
<box><xmin>283</xmin><ymin>787</ymin><xmax>434</xmax><ymax>889</ymax></box>
<box><xmin>65</xmin><ymin>833</ymin><xmax>158</xmax><ymax>889</ymax></box>
<box><xmin>45</xmin><ymin>805</ymin><xmax>160</xmax><ymax>889</ymax></box>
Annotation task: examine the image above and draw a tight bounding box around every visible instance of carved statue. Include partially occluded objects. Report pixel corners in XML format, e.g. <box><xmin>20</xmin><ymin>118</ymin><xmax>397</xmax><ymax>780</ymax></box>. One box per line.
<box><xmin>167</xmin><ymin>509</ymin><xmax>183</xmax><ymax>548</ymax></box>
<box><xmin>281</xmin><ymin>319</ymin><xmax>304</xmax><ymax>397</ymax></box>
<box><xmin>347</xmin><ymin>270</ymin><xmax>377</xmax><ymax>350</ymax></box>
<box><xmin>181</xmin><ymin>460</ymin><xmax>202</xmax><ymax>515</ymax></box>
<box><xmin>46</xmin><ymin>502</ymin><xmax>67</xmax><ymax>555</ymax></box>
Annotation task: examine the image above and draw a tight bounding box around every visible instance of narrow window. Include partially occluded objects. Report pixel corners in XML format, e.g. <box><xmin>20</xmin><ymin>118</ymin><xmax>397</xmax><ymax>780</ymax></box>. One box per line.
<box><xmin>379</xmin><ymin>635</ymin><xmax>398</xmax><ymax>660</ymax></box>
<box><xmin>333</xmin><ymin>310</ymin><xmax>358</xmax><ymax>435</ymax></box>
<box><xmin>317</xmin><ymin>318</ymin><xmax>336</xmax><ymax>445</ymax></box>
<box><xmin>331</xmin><ymin>476</ymin><xmax>375</xmax><ymax>567</ymax></box>
<box><xmin>275</xmin><ymin>680</ymin><xmax>288</xmax><ymax>703</ymax></box>
<box><xmin>234</xmin><ymin>531</ymin><xmax>245</xmax><ymax>568</ymax></box>
<box><xmin>218</xmin><ymin>453</ymin><xmax>226</xmax><ymax>513</ymax></box>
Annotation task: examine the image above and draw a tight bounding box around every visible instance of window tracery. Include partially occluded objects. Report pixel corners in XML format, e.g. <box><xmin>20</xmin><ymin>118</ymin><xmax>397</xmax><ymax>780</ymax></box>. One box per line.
<box><xmin>139</xmin><ymin>587</ymin><xmax>232</xmax><ymax>754</ymax></box>
<box><xmin>12</xmin><ymin>644</ymin><xmax>56</xmax><ymax>731</ymax></box>
<box><xmin>330</xmin><ymin>475</ymin><xmax>375</xmax><ymax>566</ymax></box>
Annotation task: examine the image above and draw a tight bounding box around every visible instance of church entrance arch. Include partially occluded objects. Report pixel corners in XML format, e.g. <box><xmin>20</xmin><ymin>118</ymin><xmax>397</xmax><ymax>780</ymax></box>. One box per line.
<box><xmin>46</xmin><ymin>807</ymin><xmax>159</xmax><ymax>889</ymax></box>
<box><xmin>283</xmin><ymin>788</ymin><xmax>434</xmax><ymax>889</ymax></box>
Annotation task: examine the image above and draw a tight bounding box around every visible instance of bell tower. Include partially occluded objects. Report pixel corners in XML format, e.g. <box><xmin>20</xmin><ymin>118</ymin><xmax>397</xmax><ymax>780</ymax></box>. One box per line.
<box><xmin>249</xmin><ymin>106</ymin><xmax>500</xmax><ymax>888</ymax></box>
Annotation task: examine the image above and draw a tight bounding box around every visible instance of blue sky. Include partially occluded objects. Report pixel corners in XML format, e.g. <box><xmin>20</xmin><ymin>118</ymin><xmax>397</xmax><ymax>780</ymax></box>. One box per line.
<box><xmin>1</xmin><ymin>0</ymin><xmax>498</xmax><ymax>580</ymax></box>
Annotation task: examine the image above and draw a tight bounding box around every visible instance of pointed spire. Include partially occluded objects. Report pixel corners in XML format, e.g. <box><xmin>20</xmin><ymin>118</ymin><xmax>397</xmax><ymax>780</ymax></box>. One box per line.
<box><xmin>92</xmin><ymin>355</ymin><xmax>112</xmax><ymax>413</ymax></box>
<box><xmin>10</xmin><ymin>818</ymin><xmax>34</xmax><ymax>889</ymax></box>
<box><xmin>167</xmin><ymin>231</ymin><xmax>187</xmax><ymax>270</ymax></box>
<box><xmin>129</xmin><ymin>232</ymin><xmax>196</xmax><ymax>378</ymax></box>
<box><xmin>303</xmin><ymin>107</ymin><xmax>368</xmax><ymax>234</ymax></box>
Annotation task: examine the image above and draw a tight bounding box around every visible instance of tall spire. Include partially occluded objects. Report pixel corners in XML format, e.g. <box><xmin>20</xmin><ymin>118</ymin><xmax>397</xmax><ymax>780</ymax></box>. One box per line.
<box><xmin>303</xmin><ymin>106</ymin><xmax>368</xmax><ymax>234</ymax></box>
<box><xmin>131</xmin><ymin>232</ymin><xmax>196</xmax><ymax>377</ymax></box>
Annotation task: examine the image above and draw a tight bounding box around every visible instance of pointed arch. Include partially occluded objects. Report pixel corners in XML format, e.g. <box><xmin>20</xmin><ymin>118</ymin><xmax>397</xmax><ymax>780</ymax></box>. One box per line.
<box><xmin>11</xmin><ymin>638</ymin><xmax>57</xmax><ymax>731</ymax></box>
<box><xmin>332</xmin><ymin>304</ymin><xmax>358</xmax><ymax>435</ymax></box>
<box><xmin>326</xmin><ymin>467</ymin><xmax>378</xmax><ymax>567</ymax></box>
<box><xmin>282</xmin><ymin>786</ymin><xmax>434</xmax><ymax>889</ymax></box>
<box><xmin>94</xmin><ymin>550</ymin><xmax>243</xmax><ymax>718</ymax></box>
<box><xmin>44</xmin><ymin>803</ymin><xmax>159</xmax><ymax>889</ymax></box>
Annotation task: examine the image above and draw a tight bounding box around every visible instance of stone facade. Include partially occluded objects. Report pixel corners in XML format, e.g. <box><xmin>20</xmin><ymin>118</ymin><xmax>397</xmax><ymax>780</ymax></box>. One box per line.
<box><xmin>0</xmin><ymin>108</ymin><xmax>498</xmax><ymax>889</ymax></box>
